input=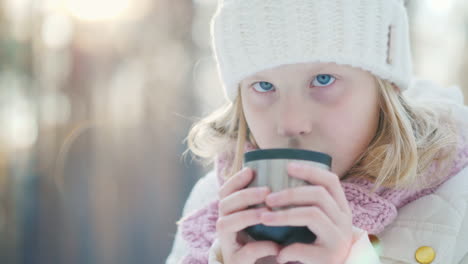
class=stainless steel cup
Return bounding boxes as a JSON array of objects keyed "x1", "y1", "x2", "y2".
[{"x1": 242, "y1": 148, "x2": 332, "y2": 246}]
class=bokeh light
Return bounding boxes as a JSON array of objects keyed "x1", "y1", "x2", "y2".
[
  {"x1": 64, "y1": 0, "x2": 131, "y2": 21},
  {"x1": 0, "y1": 1, "x2": 466, "y2": 264}
]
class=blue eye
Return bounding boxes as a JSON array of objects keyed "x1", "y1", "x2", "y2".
[
  {"x1": 312, "y1": 74, "x2": 336, "y2": 87},
  {"x1": 252, "y1": 81, "x2": 275, "y2": 93}
]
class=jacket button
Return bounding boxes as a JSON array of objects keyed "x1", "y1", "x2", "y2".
[
  {"x1": 415, "y1": 246, "x2": 436, "y2": 264},
  {"x1": 368, "y1": 234, "x2": 380, "y2": 246},
  {"x1": 368, "y1": 234, "x2": 382, "y2": 255}
]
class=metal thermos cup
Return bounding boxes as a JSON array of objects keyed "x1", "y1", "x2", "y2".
[{"x1": 242, "y1": 148, "x2": 332, "y2": 246}]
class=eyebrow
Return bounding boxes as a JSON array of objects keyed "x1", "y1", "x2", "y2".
[
  {"x1": 243, "y1": 64, "x2": 331, "y2": 82},
  {"x1": 240, "y1": 76, "x2": 261, "y2": 87},
  {"x1": 243, "y1": 74, "x2": 268, "y2": 81}
]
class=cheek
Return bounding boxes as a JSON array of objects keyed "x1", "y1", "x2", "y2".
[
  {"x1": 322, "y1": 100, "x2": 379, "y2": 177},
  {"x1": 242, "y1": 97, "x2": 275, "y2": 146}
]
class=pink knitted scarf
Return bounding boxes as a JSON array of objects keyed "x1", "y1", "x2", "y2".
[{"x1": 178, "y1": 123, "x2": 468, "y2": 264}]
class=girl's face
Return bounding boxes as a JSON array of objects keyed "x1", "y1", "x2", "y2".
[{"x1": 240, "y1": 62, "x2": 381, "y2": 178}]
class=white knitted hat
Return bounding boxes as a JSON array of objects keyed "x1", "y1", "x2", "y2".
[{"x1": 210, "y1": 0, "x2": 413, "y2": 101}]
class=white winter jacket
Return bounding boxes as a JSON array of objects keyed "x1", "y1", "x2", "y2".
[{"x1": 166, "y1": 79, "x2": 468, "y2": 264}]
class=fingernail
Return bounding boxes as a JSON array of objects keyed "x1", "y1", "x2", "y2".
[
  {"x1": 261, "y1": 211, "x2": 275, "y2": 221},
  {"x1": 288, "y1": 162, "x2": 304, "y2": 169},
  {"x1": 242, "y1": 167, "x2": 252, "y2": 177},
  {"x1": 277, "y1": 257, "x2": 285, "y2": 264},
  {"x1": 256, "y1": 207, "x2": 269, "y2": 217},
  {"x1": 258, "y1": 186, "x2": 269, "y2": 194},
  {"x1": 266, "y1": 192, "x2": 279, "y2": 203}
]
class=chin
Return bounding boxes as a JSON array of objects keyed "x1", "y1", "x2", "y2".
[{"x1": 334, "y1": 163, "x2": 355, "y2": 179}]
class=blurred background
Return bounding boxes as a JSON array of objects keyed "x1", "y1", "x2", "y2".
[{"x1": 0, "y1": 0, "x2": 467, "y2": 263}]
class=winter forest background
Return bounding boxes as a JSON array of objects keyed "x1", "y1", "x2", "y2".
[{"x1": 0, "y1": 0, "x2": 467, "y2": 263}]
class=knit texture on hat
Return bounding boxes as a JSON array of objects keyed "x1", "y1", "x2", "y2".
[{"x1": 210, "y1": 0, "x2": 413, "y2": 101}]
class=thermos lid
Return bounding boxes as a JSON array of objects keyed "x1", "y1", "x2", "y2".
[{"x1": 244, "y1": 148, "x2": 332, "y2": 168}]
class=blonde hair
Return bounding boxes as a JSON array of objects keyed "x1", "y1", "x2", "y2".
[{"x1": 185, "y1": 78, "x2": 458, "y2": 190}]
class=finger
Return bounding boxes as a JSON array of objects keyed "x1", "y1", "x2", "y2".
[
  {"x1": 219, "y1": 186, "x2": 271, "y2": 216},
  {"x1": 260, "y1": 206, "x2": 340, "y2": 246},
  {"x1": 218, "y1": 206, "x2": 271, "y2": 253},
  {"x1": 277, "y1": 243, "x2": 327, "y2": 264},
  {"x1": 218, "y1": 167, "x2": 254, "y2": 199},
  {"x1": 264, "y1": 185, "x2": 342, "y2": 225},
  {"x1": 235, "y1": 241, "x2": 280, "y2": 263},
  {"x1": 217, "y1": 207, "x2": 270, "y2": 235},
  {"x1": 287, "y1": 162, "x2": 351, "y2": 214}
]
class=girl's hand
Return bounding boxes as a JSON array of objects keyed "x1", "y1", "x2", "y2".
[
  {"x1": 217, "y1": 167, "x2": 281, "y2": 264},
  {"x1": 262, "y1": 162, "x2": 354, "y2": 264}
]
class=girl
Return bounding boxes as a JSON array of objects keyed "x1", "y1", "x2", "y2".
[{"x1": 167, "y1": 0, "x2": 468, "y2": 263}]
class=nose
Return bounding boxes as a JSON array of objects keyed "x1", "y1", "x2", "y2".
[{"x1": 276, "y1": 98, "x2": 313, "y2": 138}]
